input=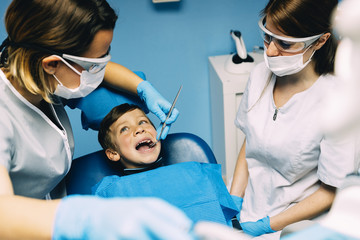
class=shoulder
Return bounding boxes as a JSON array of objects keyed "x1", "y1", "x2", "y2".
[
  {"x1": 247, "y1": 62, "x2": 272, "y2": 90},
  {"x1": 0, "y1": 75, "x2": 13, "y2": 132},
  {"x1": 0, "y1": 70, "x2": 22, "y2": 109},
  {"x1": 250, "y1": 62, "x2": 271, "y2": 80},
  {"x1": 318, "y1": 73, "x2": 339, "y2": 87},
  {"x1": 242, "y1": 62, "x2": 272, "y2": 104},
  {"x1": 315, "y1": 73, "x2": 342, "y2": 98}
]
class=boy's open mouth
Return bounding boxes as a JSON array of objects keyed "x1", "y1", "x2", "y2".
[{"x1": 135, "y1": 139, "x2": 156, "y2": 151}]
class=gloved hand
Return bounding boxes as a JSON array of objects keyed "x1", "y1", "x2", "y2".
[
  {"x1": 53, "y1": 195, "x2": 194, "y2": 240},
  {"x1": 137, "y1": 81, "x2": 179, "y2": 140},
  {"x1": 240, "y1": 216, "x2": 276, "y2": 237},
  {"x1": 231, "y1": 195, "x2": 243, "y2": 221}
]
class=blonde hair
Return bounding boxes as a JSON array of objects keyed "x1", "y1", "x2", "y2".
[
  {"x1": 3, "y1": 46, "x2": 52, "y2": 102},
  {"x1": 1, "y1": 0, "x2": 117, "y2": 103}
]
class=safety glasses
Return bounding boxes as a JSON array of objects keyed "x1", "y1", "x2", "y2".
[
  {"x1": 258, "y1": 16, "x2": 323, "y2": 53},
  {"x1": 0, "y1": 39, "x2": 112, "y2": 72},
  {"x1": 62, "y1": 49, "x2": 111, "y2": 74}
]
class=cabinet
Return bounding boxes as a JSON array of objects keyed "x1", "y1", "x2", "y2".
[{"x1": 209, "y1": 52, "x2": 263, "y2": 185}]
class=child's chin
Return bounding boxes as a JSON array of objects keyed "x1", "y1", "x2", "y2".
[
  {"x1": 132, "y1": 157, "x2": 158, "y2": 166},
  {"x1": 142, "y1": 158, "x2": 158, "y2": 165}
]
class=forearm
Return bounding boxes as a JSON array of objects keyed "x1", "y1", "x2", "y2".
[
  {"x1": 0, "y1": 195, "x2": 60, "y2": 240},
  {"x1": 103, "y1": 61, "x2": 144, "y2": 94},
  {"x1": 270, "y1": 183, "x2": 336, "y2": 231},
  {"x1": 230, "y1": 140, "x2": 248, "y2": 197},
  {"x1": 1, "y1": 166, "x2": 57, "y2": 239}
]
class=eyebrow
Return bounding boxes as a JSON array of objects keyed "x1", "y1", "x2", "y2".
[
  {"x1": 113, "y1": 115, "x2": 149, "y2": 130},
  {"x1": 113, "y1": 120, "x2": 128, "y2": 131}
]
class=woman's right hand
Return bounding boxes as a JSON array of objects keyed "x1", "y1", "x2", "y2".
[
  {"x1": 53, "y1": 195, "x2": 194, "y2": 240},
  {"x1": 137, "y1": 81, "x2": 179, "y2": 140}
]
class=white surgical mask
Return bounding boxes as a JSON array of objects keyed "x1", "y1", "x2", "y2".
[
  {"x1": 263, "y1": 46, "x2": 316, "y2": 77},
  {"x1": 53, "y1": 56, "x2": 106, "y2": 99}
]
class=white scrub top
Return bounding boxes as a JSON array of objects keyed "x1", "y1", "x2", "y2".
[
  {"x1": 235, "y1": 62, "x2": 357, "y2": 239},
  {"x1": 0, "y1": 70, "x2": 74, "y2": 199}
]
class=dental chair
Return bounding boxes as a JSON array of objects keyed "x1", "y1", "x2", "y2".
[
  {"x1": 65, "y1": 132, "x2": 217, "y2": 195},
  {"x1": 64, "y1": 71, "x2": 217, "y2": 195}
]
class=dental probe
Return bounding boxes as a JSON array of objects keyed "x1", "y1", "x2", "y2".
[{"x1": 149, "y1": 85, "x2": 182, "y2": 148}]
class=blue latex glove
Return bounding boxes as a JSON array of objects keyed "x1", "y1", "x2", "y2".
[
  {"x1": 240, "y1": 216, "x2": 276, "y2": 237},
  {"x1": 53, "y1": 195, "x2": 194, "y2": 240},
  {"x1": 137, "y1": 81, "x2": 179, "y2": 140},
  {"x1": 231, "y1": 195, "x2": 243, "y2": 221}
]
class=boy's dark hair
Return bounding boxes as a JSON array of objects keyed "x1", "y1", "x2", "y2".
[{"x1": 98, "y1": 104, "x2": 149, "y2": 151}]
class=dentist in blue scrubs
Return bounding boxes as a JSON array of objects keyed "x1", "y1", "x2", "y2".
[
  {"x1": 230, "y1": 0, "x2": 358, "y2": 239},
  {"x1": 0, "y1": 0, "x2": 192, "y2": 239}
]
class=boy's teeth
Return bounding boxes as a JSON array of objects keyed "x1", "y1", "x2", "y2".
[{"x1": 136, "y1": 139, "x2": 154, "y2": 150}]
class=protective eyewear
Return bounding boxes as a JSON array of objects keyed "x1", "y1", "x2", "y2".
[
  {"x1": 0, "y1": 38, "x2": 111, "y2": 74},
  {"x1": 258, "y1": 16, "x2": 323, "y2": 53},
  {"x1": 62, "y1": 51, "x2": 111, "y2": 74}
]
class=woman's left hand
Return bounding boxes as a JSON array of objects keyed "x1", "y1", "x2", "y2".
[
  {"x1": 240, "y1": 216, "x2": 276, "y2": 237},
  {"x1": 137, "y1": 81, "x2": 179, "y2": 140}
]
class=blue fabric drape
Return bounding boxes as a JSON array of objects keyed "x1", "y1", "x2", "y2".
[{"x1": 92, "y1": 162, "x2": 239, "y2": 226}]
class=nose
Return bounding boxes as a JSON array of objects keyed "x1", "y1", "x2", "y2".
[
  {"x1": 134, "y1": 126, "x2": 145, "y2": 135},
  {"x1": 266, "y1": 41, "x2": 280, "y2": 57}
]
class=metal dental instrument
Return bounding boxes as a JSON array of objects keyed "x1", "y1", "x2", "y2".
[{"x1": 150, "y1": 85, "x2": 182, "y2": 148}]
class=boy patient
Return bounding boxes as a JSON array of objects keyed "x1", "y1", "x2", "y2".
[
  {"x1": 95, "y1": 103, "x2": 239, "y2": 226},
  {"x1": 98, "y1": 103, "x2": 162, "y2": 173}
]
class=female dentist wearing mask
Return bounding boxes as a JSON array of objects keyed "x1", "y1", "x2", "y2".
[
  {"x1": 230, "y1": 0, "x2": 358, "y2": 239},
  {"x1": 0, "y1": 0, "x2": 192, "y2": 239}
]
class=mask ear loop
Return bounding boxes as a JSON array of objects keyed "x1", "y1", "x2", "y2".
[
  {"x1": 50, "y1": 55, "x2": 82, "y2": 76},
  {"x1": 52, "y1": 74, "x2": 63, "y2": 86},
  {"x1": 52, "y1": 72, "x2": 81, "y2": 95},
  {"x1": 302, "y1": 45, "x2": 317, "y2": 67},
  {"x1": 52, "y1": 55, "x2": 82, "y2": 91}
]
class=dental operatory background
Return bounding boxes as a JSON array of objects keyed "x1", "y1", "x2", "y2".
[{"x1": 0, "y1": 0, "x2": 268, "y2": 158}]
